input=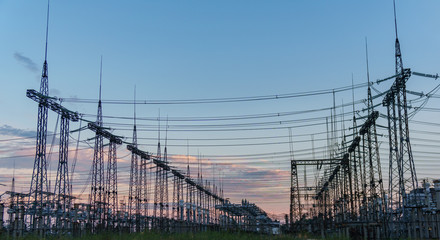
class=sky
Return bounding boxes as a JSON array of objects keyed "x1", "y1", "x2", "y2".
[{"x1": 0, "y1": 0, "x2": 440, "y2": 220}]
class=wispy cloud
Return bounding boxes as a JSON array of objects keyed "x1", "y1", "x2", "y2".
[
  {"x1": 0, "y1": 125, "x2": 36, "y2": 138},
  {"x1": 14, "y1": 52, "x2": 38, "y2": 73}
]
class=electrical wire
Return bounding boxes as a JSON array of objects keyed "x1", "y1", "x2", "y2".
[{"x1": 60, "y1": 82, "x2": 370, "y2": 105}]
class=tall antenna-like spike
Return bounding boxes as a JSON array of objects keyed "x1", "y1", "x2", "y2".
[
  {"x1": 157, "y1": 109, "x2": 161, "y2": 158},
  {"x1": 186, "y1": 139, "x2": 190, "y2": 176},
  {"x1": 332, "y1": 90, "x2": 337, "y2": 152},
  {"x1": 133, "y1": 85, "x2": 136, "y2": 125},
  {"x1": 99, "y1": 56, "x2": 103, "y2": 102},
  {"x1": 393, "y1": 0, "x2": 398, "y2": 39},
  {"x1": 393, "y1": 0, "x2": 404, "y2": 75},
  {"x1": 158, "y1": 109, "x2": 161, "y2": 139},
  {"x1": 351, "y1": 73, "x2": 355, "y2": 115},
  {"x1": 164, "y1": 116, "x2": 169, "y2": 163},
  {"x1": 341, "y1": 99, "x2": 345, "y2": 137},
  {"x1": 44, "y1": 0, "x2": 50, "y2": 62},
  {"x1": 165, "y1": 116, "x2": 169, "y2": 148},
  {"x1": 365, "y1": 38, "x2": 370, "y2": 85},
  {"x1": 39, "y1": 0, "x2": 50, "y2": 95},
  {"x1": 212, "y1": 163, "x2": 215, "y2": 186},
  {"x1": 13, "y1": 158, "x2": 16, "y2": 180},
  {"x1": 197, "y1": 151, "x2": 200, "y2": 181},
  {"x1": 365, "y1": 37, "x2": 375, "y2": 113}
]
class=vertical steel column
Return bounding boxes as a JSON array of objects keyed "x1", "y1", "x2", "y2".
[
  {"x1": 140, "y1": 156, "x2": 149, "y2": 230},
  {"x1": 88, "y1": 65, "x2": 105, "y2": 233},
  {"x1": 289, "y1": 128, "x2": 301, "y2": 231},
  {"x1": 28, "y1": 2, "x2": 50, "y2": 234},
  {"x1": 153, "y1": 163, "x2": 160, "y2": 228},
  {"x1": 54, "y1": 115, "x2": 70, "y2": 233},
  {"x1": 128, "y1": 126, "x2": 139, "y2": 231},
  {"x1": 105, "y1": 139, "x2": 119, "y2": 231},
  {"x1": 163, "y1": 147, "x2": 169, "y2": 230}
]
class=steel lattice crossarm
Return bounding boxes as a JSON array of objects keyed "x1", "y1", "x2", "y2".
[
  {"x1": 294, "y1": 158, "x2": 343, "y2": 166},
  {"x1": 183, "y1": 173, "x2": 224, "y2": 202},
  {"x1": 195, "y1": 183, "x2": 204, "y2": 192},
  {"x1": 128, "y1": 144, "x2": 225, "y2": 202},
  {"x1": 202, "y1": 187, "x2": 213, "y2": 197},
  {"x1": 359, "y1": 111, "x2": 379, "y2": 135},
  {"x1": 216, "y1": 199, "x2": 273, "y2": 224},
  {"x1": 304, "y1": 156, "x2": 344, "y2": 200},
  {"x1": 315, "y1": 135, "x2": 360, "y2": 199},
  {"x1": 88, "y1": 122, "x2": 123, "y2": 144},
  {"x1": 297, "y1": 186, "x2": 319, "y2": 191},
  {"x1": 313, "y1": 109, "x2": 381, "y2": 223},
  {"x1": 53, "y1": 193, "x2": 76, "y2": 200},
  {"x1": 382, "y1": 68, "x2": 411, "y2": 106},
  {"x1": 212, "y1": 193, "x2": 223, "y2": 202},
  {"x1": 341, "y1": 153, "x2": 349, "y2": 167},
  {"x1": 5, "y1": 191, "x2": 29, "y2": 198},
  {"x1": 348, "y1": 136, "x2": 360, "y2": 153},
  {"x1": 313, "y1": 110, "x2": 381, "y2": 208},
  {"x1": 171, "y1": 169, "x2": 185, "y2": 179},
  {"x1": 315, "y1": 164, "x2": 342, "y2": 200},
  {"x1": 27, "y1": 89, "x2": 79, "y2": 121},
  {"x1": 240, "y1": 199, "x2": 269, "y2": 218},
  {"x1": 153, "y1": 158, "x2": 171, "y2": 171},
  {"x1": 185, "y1": 177, "x2": 195, "y2": 186},
  {"x1": 216, "y1": 202, "x2": 247, "y2": 216},
  {"x1": 126, "y1": 144, "x2": 150, "y2": 159}
]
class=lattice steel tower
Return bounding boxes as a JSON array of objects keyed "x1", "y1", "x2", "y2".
[
  {"x1": 128, "y1": 89, "x2": 140, "y2": 232},
  {"x1": 163, "y1": 129, "x2": 170, "y2": 228},
  {"x1": 105, "y1": 135, "x2": 120, "y2": 230},
  {"x1": 153, "y1": 125, "x2": 163, "y2": 229},
  {"x1": 28, "y1": 1, "x2": 50, "y2": 233},
  {"x1": 89, "y1": 58, "x2": 105, "y2": 232},
  {"x1": 53, "y1": 106, "x2": 79, "y2": 233},
  {"x1": 383, "y1": 1, "x2": 419, "y2": 237},
  {"x1": 139, "y1": 152, "x2": 149, "y2": 230},
  {"x1": 363, "y1": 40, "x2": 384, "y2": 223},
  {"x1": 289, "y1": 128, "x2": 301, "y2": 231}
]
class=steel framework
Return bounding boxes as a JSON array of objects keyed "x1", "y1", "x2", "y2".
[
  {"x1": 27, "y1": 3, "x2": 50, "y2": 234},
  {"x1": 88, "y1": 63, "x2": 105, "y2": 233}
]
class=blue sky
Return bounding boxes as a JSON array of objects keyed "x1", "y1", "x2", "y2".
[{"x1": 1, "y1": 1, "x2": 440, "y2": 218}]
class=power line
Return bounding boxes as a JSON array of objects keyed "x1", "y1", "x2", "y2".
[{"x1": 60, "y1": 82, "x2": 370, "y2": 105}]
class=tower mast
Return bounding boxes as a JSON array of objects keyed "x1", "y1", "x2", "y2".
[
  {"x1": 28, "y1": 1, "x2": 50, "y2": 234},
  {"x1": 89, "y1": 57, "x2": 105, "y2": 232}
]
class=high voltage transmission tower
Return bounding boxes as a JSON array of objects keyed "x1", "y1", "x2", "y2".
[
  {"x1": 27, "y1": 2, "x2": 50, "y2": 235},
  {"x1": 88, "y1": 122, "x2": 122, "y2": 231},
  {"x1": 382, "y1": 1, "x2": 419, "y2": 238},
  {"x1": 128, "y1": 89, "x2": 141, "y2": 232},
  {"x1": 172, "y1": 169, "x2": 185, "y2": 231},
  {"x1": 287, "y1": 2, "x2": 440, "y2": 239},
  {"x1": 139, "y1": 146, "x2": 149, "y2": 230},
  {"x1": 127, "y1": 144, "x2": 148, "y2": 231},
  {"x1": 52, "y1": 102, "x2": 79, "y2": 234},
  {"x1": 162, "y1": 136, "x2": 170, "y2": 230},
  {"x1": 288, "y1": 128, "x2": 301, "y2": 231},
  {"x1": 358, "y1": 41, "x2": 385, "y2": 238},
  {"x1": 105, "y1": 135, "x2": 118, "y2": 230},
  {"x1": 27, "y1": 2, "x2": 79, "y2": 234},
  {"x1": 153, "y1": 123, "x2": 170, "y2": 231},
  {"x1": 153, "y1": 139, "x2": 161, "y2": 229},
  {"x1": 137, "y1": 99, "x2": 150, "y2": 231},
  {"x1": 88, "y1": 59, "x2": 105, "y2": 233},
  {"x1": 102, "y1": 126, "x2": 122, "y2": 230}
]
